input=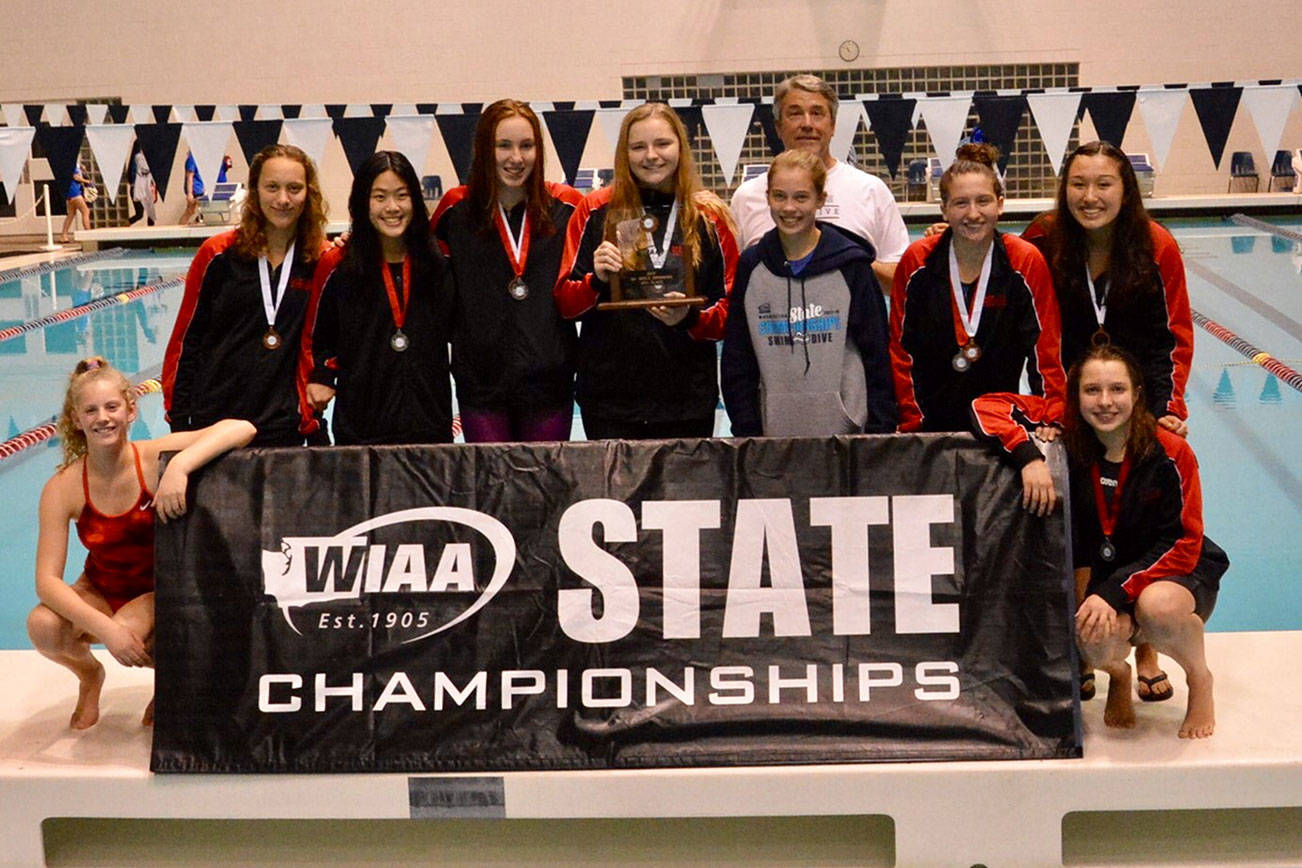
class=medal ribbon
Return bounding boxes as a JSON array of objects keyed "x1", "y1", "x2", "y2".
[
  {"x1": 645, "y1": 198, "x2": 679, "y2": 269},
  {"x1": 257, "y1": 240, "x2": 297, "y2": 331},
  {"x1": 947, "y1": 239, "x2": 994, "y2": 348},
  {"x1": 1084, "y1": 265, "x2": 1107, "y2": 329},
  {"x1": 381, "y1": 254, "x2": 412, "y2": 330},
  {"x1": 1090, "y1": 453, "x2": 1133, "y2": 544},
  {"x1": 494, "y1": 203, "x2": 531, "y2": 279}
]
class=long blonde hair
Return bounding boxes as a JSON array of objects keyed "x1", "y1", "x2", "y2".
[
  {"x1": 605, "y1": 103, "x2": 735, "y2": 267},
  {"x1": 57, "y1": 356, "x2": 134, "y2": 468}
]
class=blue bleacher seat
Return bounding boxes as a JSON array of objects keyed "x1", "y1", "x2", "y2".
[
  {"x1": 421, "y1": 175, "x2": 443, "y2": 202},
  {"x1": 1267, "y1": 149, "x2": 1297, "y2": 192},
  {"x1": 1228, "y1": 152, "x2": 1259, "y2": 193}
]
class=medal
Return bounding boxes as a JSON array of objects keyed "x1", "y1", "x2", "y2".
[
  {"x1": 381, "y1": 254, "x2": 412, "y2": 353},
  {"x1": 952, "y1": 340, "x2": 981, "y2": 372},
  {"x1": 258, "y1": 240, "x2": 296, "y2": 353},
  {"x1": 644, "y1": 200, "x2": 678, "y2": 270},
  {"x1": 1091, "y1": 454, "x2": 1133, "y2": 566},
  {"x1": 1099, "y1": 539, "x2": 1117, "y2": 562},
  {"x1": 947, "y1": 237, "x2": 994, "y2": 375},
  {"x1": 1085, "y1": 265, "x2": 1109, "y2": 340},
  {"x1": 496, "y1": 202, "x2": 533, "y2": 301}
]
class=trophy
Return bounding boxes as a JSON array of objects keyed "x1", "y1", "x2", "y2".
[{"x1": 598, "y1": 213, "x2": 702, "y2": 310}]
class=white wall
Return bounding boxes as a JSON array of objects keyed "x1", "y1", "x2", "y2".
[{"x1": 3, "y1": 0, "x2": 1300, "y2": 230}]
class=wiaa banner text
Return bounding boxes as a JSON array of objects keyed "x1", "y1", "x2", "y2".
[{"x1": 152, "y1": 434, "x2": 1081, "y2": 773}]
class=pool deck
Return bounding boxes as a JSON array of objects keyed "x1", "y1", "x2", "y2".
[
  {"x1": 2, "y1": 192, "x2": 1297, "y2": 258},
  {"x1": 1, "y1": 630, "x2": 1298, "y2": 867}
]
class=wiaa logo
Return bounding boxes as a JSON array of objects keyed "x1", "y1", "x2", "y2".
[{"x1": 260, "y1": 507, "x2": 515, "y2": 642}]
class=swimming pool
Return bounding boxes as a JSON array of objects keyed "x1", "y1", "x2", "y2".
[{"x1": 0, "y1": 221, "x2": 1298, "y2": 647}]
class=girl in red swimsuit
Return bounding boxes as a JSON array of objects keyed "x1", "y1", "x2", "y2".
[{"x1": 27, "y1": 357, "x2": 255, "y2": 730}]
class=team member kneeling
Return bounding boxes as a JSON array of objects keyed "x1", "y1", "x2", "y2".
[
  {"x1": 973, "y1": 345, "x2": 1227, "y2": 738},
  {"x1": 721, "y1": 150, "x2": 895, "y2": 436}
]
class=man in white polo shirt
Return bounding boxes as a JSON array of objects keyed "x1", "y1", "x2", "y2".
[{"x1": 730, "y1": 74, "x2": 909, "y2": 292}]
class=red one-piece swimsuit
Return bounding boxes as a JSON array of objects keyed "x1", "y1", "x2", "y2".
[{"x1": 75, "y1": 444, "x2": 155, "y2": 612}]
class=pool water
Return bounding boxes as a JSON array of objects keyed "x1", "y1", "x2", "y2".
[{"x1": 0, "y1": 223, "x2": 1298, "y2": 647}]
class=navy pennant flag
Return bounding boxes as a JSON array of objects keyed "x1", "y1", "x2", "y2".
[
  {"x1": 435, "y1": 111, "x2": 481, "y2": 185},
  {"x1": 35, "y1": 125, "x2": 86, "y2": 212},
  {"x1": 333, "y1": 116, "x2": 387, "y2": 176},
  {"x1": 758, "y1": 106, "x2": 786, "y2": 157},
  {"x1": 233, "y1": 120, "x2": 284, "y2": 165},
  {"x1": 971, "y1": 94, "x2": 1026, "y2": 171},
  {"x1": 1189, "y1": 86, "x2": 1243, "y2": 169},
  {"x1": 863, "y1": 97, "x2": 917, "y2": 178},
  {"x1": 1079, "y1": 91, "x2": 1136, "y2": 148},
  {"x1": 134, "y1": 123, "x2": 183, "y2": 200},
  {"x1": 542, "y1": 109, "x2": 595, "y2": 186}
]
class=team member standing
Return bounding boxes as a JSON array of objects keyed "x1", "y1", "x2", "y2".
[
  {"x1": 163, "y1": 144, "x2": 328, "y2": 447},
  {"x1": 892, "y1": 144, "x2": 1065, "y2": 433},
  {"x1": 301, "y1": 151, "x2": 454, "y2": 444},
  {"x1": 28, "y1": 357, "x2": 255, "y2": 729},
  {"x1": 556, "y1": 102, "x2": 738, "y2": 440},
  {"x1": 730, "y1": 74, "x2": 908, "y2": 293},
  {"x1": 1025, "y1": 141, "x2": 1193, "y2": 437},
  {"x1": 722, "y1": 150, "x2": 895, "y2": 436},
  {"x1": 432, "y1": 100, "x2": 583, "y2": 442}
]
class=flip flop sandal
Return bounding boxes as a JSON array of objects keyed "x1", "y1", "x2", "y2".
[
  {"x1": 1080, "y1": 671, "x2": 1096, "y2": 701},
  {"x1": 1137, "y1": 671, "x2": 1174, "y2": 702}
]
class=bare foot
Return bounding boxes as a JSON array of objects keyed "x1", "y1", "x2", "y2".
[
  {"x1": 70, "y1": 661, "x2": 106, "y2": 730},
  {"x1": 141, "y1": 697, "x2": 154, "y2": 727},
  {"x1": 1179, "y1": 670, "x2": 1215, "y2": 738},
  {"x1": 1103, "y1": 667, "x2": 1136, "y2": 729}
]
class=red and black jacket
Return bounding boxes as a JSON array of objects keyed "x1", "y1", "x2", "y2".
[
  {"x1": 299, "y1": 242, "x2": 454, "y2": 445},
  {"x1": 1070, "y1": 427, "x2": 1228, "y2": 611},
  {"x1": 163, "y1": 230, "x2": 318, "y2": 446},
  {"x1": 891, "y1": 230, "x2": 1065, "y2": 433},
  {"x1": 1024, "y1": 216, "x2": 1192, "y2": 420},
  {"x1": 431, "y1": 182, "x2": 582, "y2": 413},
  {"x1": 970, "y1": 391, "x2": 1058, "y2": 470},
  {"x1": 554, "y1": 186, "x2": 739, "y2": 424}
]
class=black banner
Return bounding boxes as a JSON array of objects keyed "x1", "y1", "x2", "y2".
[{"x1": 152, "y1": 435, "x2": 1080, "y2": 773}]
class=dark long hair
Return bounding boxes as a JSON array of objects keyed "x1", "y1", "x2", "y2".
[
  {"x1": 343, "y1": 151, "x2": 437, "y2": 274},
  {"x1": 1063, "y1": 344, "x2": 1157, "y2": 467},
  {"x1": 1047, "y1": 141, "x2": 1156, "y2": 314},
  {"x1": 467, "y1": 99, "x2": 555, "y2": 236}
]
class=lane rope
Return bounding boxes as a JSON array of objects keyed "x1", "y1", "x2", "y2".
[
  {"x1": 1228, "y1": 214, "x2": 1302, "y2": 244},
  {"x1": 1193, "y1": 309, "x2": 1302, "y2": 393},
  {"x1": 0, "y1": 378, "x2": 162, "y2": 462},
  {"x1": 0, "y1": 247, "x2": 127, "y2": 285},
  {"x1": 0, "y1": 277, "x2": 183, "y2": 345}
]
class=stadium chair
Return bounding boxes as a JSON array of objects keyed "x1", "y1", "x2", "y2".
[
  {"x1": 421, "y1": 175, "x2": 443, "y2": 204},
  {"x1": 927, "y1": 157, "x2": 943, "y2": 202},
  {"x1": 198, "y1": 182, "x2": 244, "y2": 224},
  {"x1": 740, "y1": 164, "x2": 768, "y2": 183},
  {"x1": 905, "y1": 159, "x2": 927, "y2": 201},
  {"x1": 1266, "y1": 149, "x2": 1297, "y2": 192},
  {"x1": 573, "y1": 168, "x2": 597, "y2": 192},
  {"x1": 1227, "y1": 152, "x2": 1259, "y2": 193},
  {"x1": 1127, "y1": 153, "x2": 1156, "y2": 197}
]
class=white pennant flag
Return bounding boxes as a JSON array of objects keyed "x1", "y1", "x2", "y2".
[
  {"x1": 2, "y1": 104, "x2": 28, "y2": 128},
  {"x1": 918, "y1": 94, "x2": 972, "y2": 168},
  {"x1": 84, "y1": 124, "x2": 137, "y2": 204},
  {"x1": 214, "y1": 105, "x2": 239, "y2": 122},
  {"x1": 701, "y1": 102, "x2": 754, "y2": 185},
  {"x1": 0, "y1": 126, "x2": 36, "y2": 203},
  {"x1": 44, "y1": 104, "x2": 68, "y2": 127},
  {"x1": 385, "y1": 115, "x2": 438, "y2": 174},
  {"x1": 831, "y1": 100, "x2": 866, "y2": 163},
  {"x1": 1241, "y1": 84, "x2": 1299, "y2": 163},
  {"x1": 1136, "y1": 88, "x2": 1187, "y2": 171},
  {"x1": 298, "y1": 104, "x2": 327, "y2": 120},
  {"x1": 85, "y1": 104, "x2": 109, "y2": 125},
  {"x1": 1026, "y1": 91, "x2": 1082, "y2": 175},
  {"x1": 256, "y1": 104, "x2": 283, "y2": 120},
  {"x1": 172, "y1": 105, "x2": 195, "y2": 123},
  {"x1": 595, "y1": 108, "x2": 626, "y2": 154},
  {"x1": 128, "y1": 104, "x2": 154, "y2": 124},
  {"x1": 181, "y1": 122, "x2": 235, "y2": 196},
  {"x1": 282, "y1": 118, "x2": 334, "y2": 167}
]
